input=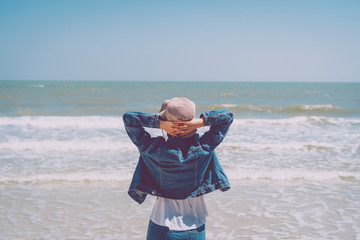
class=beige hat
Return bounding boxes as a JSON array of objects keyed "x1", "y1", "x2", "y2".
[
  {"x1": 158, "y1": 97, "x2": 196, "y2": 121},
  {"x1": 158, "y1": 97, "x2": 197, "y2": 138}
]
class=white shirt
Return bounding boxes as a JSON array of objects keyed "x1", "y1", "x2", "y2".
[{"x1": 150, "y1": 196, "x2": 208, "y2": 231}]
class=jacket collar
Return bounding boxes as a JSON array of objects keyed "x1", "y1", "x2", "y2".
[{"x1": 167, "y1": 134, "x2": 197, "y2": 150}]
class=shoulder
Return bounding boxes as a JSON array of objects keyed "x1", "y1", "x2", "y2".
[{"x1": 140, "y1": 136, "x2": 167, "y2": 153}]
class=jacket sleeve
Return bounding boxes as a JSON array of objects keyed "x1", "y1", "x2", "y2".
[
  {"x1": 199, "y1": 109, "x2": 234, "y2": 151},
  {"x1": 122, "y1": 111, "x2": 160, "y2": 151}
]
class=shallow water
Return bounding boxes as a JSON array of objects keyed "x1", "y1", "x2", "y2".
[{"x1": 1, "y1": 181, "x2": 359, "y2": 239}]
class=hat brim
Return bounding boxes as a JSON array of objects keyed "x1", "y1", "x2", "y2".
[{"x1": 158, "y1": 110, "x2": 166, "y2": 120}]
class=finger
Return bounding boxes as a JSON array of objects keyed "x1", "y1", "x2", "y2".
[
  {"x1": 179, "y1": 123, "x2": 188, "y2": 128},
  {"x1": 173, "y1": 129, "x2": 189, "y2": 136},
  {"x1": 177, "y1": 130, "x2": 188, "y2": 135},
  {"x1": 176, "y1": 127, "x2": 187, "y2": 132},
  {"x1": 172, "y1": 126, "x2": 187, "y2": 132},
  {"x1": 173, "y1": 122, "x2": 185, "y2": 127},
  {"x1": 179, "y1": 130, "x2": 190, "y2": 135},
  {"x1": 179, "y1": 131, "x2": 190, "y2": 136}
]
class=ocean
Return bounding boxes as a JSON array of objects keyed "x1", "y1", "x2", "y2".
[{"x1": 0, "y1": 80, "x2": 359, "y2": 239}]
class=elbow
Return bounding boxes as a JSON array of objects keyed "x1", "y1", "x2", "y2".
[
  {"x1": 224, "y1": 109, "x2": 234, "y2": 124},
  {"x1": 122, "y1": 111, "x2": 134, "y2": 125},
  {"x1": 122, "y1": 112, "x2": 129, "y2": 123}
]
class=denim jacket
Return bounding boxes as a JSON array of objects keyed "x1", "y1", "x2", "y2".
[{"x1": 123, "y1": 109, "x2": 233, "y2": 204}]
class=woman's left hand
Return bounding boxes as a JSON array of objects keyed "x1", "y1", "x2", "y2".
[{"x1": 159, "y1": 120, "x2": 187, "y2": 137}]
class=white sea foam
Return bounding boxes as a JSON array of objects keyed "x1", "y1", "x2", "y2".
[
  {"x1": 220, "y1": 141, "x2": 338, "y2": 152},
  {"x1": 0, "y1": 140, "x2": 136, "y2": 152},
  {"x1": 2, "y1": 139, "x2": 355, "y2": 156},
  {"x1": 227, "y1": 169, "x2": 360, "y2": 182},
  {"x1": 231, "y1": 116, "x2": 360, "y2": 127},
  {"x1": 28, "y1": 84, "x2": 45, "y2": 88},
  {"x1": 215, "y1": 104, "x2": 344, "y2": 114},
  {"x1": 0, "y1": 171, "x2": 133, "y2": 184},
  {"x1": 0, "y1": 116, "x2": 123, "y2": 129},
  {"x1": 221, "y1": 104, "x2": 237, "y2": 108},
  {"x1": 1, "y1": 169, "x2": 358, "y2": 184},
  {"x1": 298, "y1": 104, "x2": 337, "y2": 110},
  {"x1": 1, "y1": 115, "x2": 359, "y2": 129}
]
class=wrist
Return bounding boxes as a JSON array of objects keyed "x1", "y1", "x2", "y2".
[
  {"x1": 196, "y1": 117, "x2": 205, "y2": 128},
  {"x1": 158, "y1": 119, "x2": 164, "y2": 129}
]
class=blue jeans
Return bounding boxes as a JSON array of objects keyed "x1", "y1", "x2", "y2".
[{"x1": 146, "y1": 220, "x2": 206, "y2": 240}]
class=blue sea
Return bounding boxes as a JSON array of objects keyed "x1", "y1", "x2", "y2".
[{"x1": 1, "y1": 80, "x2": 360, "y2": 239}]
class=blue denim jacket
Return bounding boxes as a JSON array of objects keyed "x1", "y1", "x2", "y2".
[{"x1": 123, "y1": 109, "x2": 233, "y2": 204}]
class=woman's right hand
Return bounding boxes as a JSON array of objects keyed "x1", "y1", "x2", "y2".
[{"x1": 179, "y1": 117, "x2": 205, "y2": 135}]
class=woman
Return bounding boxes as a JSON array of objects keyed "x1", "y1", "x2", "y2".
[{"x1": 123, "y1": 97, "x2": 233, "y2": 239}]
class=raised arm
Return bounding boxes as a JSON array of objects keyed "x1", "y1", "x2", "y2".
[
  {"x1": 199, "y1": 109, "x2": 234, "y2": 150},
  {"x1": 122, "y1": 111, "x2": 160, "y2": 150}
]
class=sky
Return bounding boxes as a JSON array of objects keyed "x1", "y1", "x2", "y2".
[{"x1": 0, "y1": 0, "x2": 359, "y2": 82}]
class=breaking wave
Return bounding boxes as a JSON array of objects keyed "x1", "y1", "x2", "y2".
[
  {"x1": 227, "y1": 169, "x2": 360, "y2": 182},
  {"x1": 1, "y1": 169, "x2": 358, "y2": 184},
  {"x1": 0, "y1": 172, "x2": 132, "y2": 184},
  {"x1": 211, "y1": 104, "x2": 349, "y2": 115},
  {"x1": 0, "y1": 115, "x2": 359, "y2": 129},
  {"x1": 0, "y1": 116, "x2": 123, "y2": 129}
]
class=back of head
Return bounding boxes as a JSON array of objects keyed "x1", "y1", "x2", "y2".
[
  {"x1": 158, "y1": 97, "x2": 197, "y2": 138},
  {"x1": 158, "y1": 97, "x2": 196, "y2": 121}
]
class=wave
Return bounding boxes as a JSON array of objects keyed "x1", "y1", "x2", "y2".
[
  {"x1": 0, "y1": 140, "x2": 350, "y2": 155},
  {"x1": 3, "y1": 139, "x2": 356, "y2": 155},
  {"x1": 0, "y1": 140, "x2": 136, "y2": 152},
  {"x1": 1, "y1": 169, "x2": 358, "y2": 184},
  {"x1": 231, "y1": 116, "x2": 360, "y2": 128},
  {"x1": 219, "y1": 142, "x2": 338, "y2": 152},
  {"x1": 226, "y1": 169, "x2": 360, "y2": 182},
  {"x1": 0, "y1": 116, "x2": 123, "y2": 129},
  {"x1": 0, "y1": 171, "x2": 133, "y2": 184},
  {"x1": 211, "y1": 104, "x2": 348, "y2": 114},
  {"x1": 28, "y1": 84, "x2": 45, "y2": 88},
  {"x1": 283, "y1": 104, "x2": 341, "y2": 112},
  {"x1": 1, "y1": 115, "x2": 359, "y2": 129}
]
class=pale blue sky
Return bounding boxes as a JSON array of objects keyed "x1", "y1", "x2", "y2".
[{"x1": 0, "y1": 0, "x2": 359, "y2": 82}]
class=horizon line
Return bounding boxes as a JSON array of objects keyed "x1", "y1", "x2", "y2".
[{"x1": 1, "y1": 79, "x2": 360, "y2": 83}]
